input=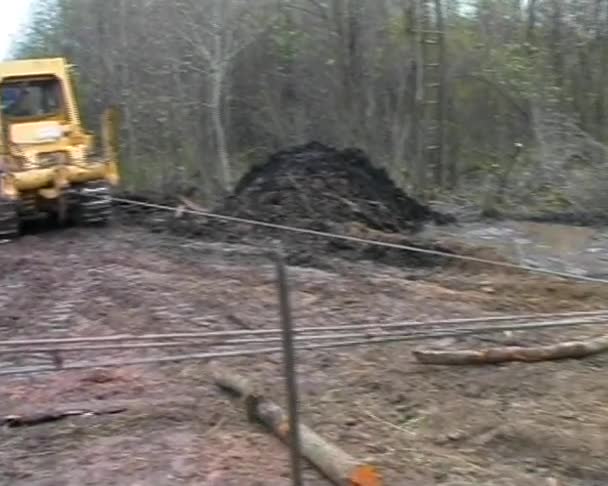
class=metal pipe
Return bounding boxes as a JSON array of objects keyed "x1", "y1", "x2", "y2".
[
  {"x1": 1, "y1": 315, "x2": 608, "y2": 355},
  {"x1": 2, "y1": 318, "x2": 608, "y2": 377},
  {"x1": 3, "y1": 310, "x2": 608, "y2": 347}
]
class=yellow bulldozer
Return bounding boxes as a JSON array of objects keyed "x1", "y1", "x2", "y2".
[{"x1": 0, "y1": 57, "x2": 119, "y2": 239}]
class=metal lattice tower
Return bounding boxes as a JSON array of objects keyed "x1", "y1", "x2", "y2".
[{"x1": 420, "y1": 0, "x2": 447, "y2": 188}]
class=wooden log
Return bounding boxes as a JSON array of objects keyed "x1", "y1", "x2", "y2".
[
  {"x1": 413, "y1": 335, "x2": 608, "y2": 365},
  {"x1": 211, "y1": 364, "x2": 382, "y2": 486}
]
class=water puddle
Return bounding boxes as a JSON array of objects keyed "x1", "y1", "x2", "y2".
[{"x1": 425, "y1": 221, "x2": 608, "y2": 278}]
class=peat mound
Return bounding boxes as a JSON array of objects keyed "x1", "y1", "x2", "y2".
[
  {"x1": 196, "y1": 142, "x2": 454, "y2": 267},
  {"x1": 122, "y1": 142, "x2": 455, "y2": 268},
  {"x1": 216, "y1": 141, "x2": 450, "y2": 232}
]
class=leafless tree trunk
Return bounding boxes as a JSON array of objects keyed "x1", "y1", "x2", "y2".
[
  {"x1": 527, "y1": 0, "x2": 538, "y2": 44},
  {"x1": 549, "y1": 0, "x2": 564, "y2": 94},
  {"x1": 435, "y1": 0, "x2": 449, "y2": 188},
  {"x1": 594, "y1": 0, "x2": 608, "y2": 139}
]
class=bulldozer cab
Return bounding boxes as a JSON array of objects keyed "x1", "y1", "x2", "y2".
[{"x1": 0, "y1": 58, "x2": 88, "y2": 153}]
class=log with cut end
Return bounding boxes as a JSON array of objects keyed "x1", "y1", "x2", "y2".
[
  {"x1": 211, "y1": 364, "x2": 382, "y2": 486},
  {"x1": 413, "y1": 335, "x2": 608, "y2": 365}
]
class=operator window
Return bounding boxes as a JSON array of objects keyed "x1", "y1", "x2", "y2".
[{"x1": 1, "y1": 78, "x2": 63, "y2": 118}]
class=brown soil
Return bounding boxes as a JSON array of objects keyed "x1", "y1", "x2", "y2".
[{"x1": 1, "y1": 225, "x2": 608, "y2": 485}]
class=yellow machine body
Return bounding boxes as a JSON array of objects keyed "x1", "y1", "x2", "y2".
[{"x1": 0, "y1": 57, "x2": 118, "y2": 233}]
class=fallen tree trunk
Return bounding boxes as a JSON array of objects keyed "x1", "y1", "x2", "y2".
[
  {"x1": 210, "y1": 365, "x2": 381, "y2": 486},
  {"x1": 413, "y1": 335, "x2": 608, "y2": 365}
]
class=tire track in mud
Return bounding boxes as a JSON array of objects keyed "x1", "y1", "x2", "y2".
[
  {"x1": 89, "y1": 261, "x2": 226, "y2": 332},
  {"x1": 0, "y1": 229, "x2": 266, "y2": 372},
  {"x1": 0, "y1": 225, "x2": 427, "y2": 376}
]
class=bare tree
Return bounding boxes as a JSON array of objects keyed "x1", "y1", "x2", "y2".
[
  {"x1": 11, "y1": 0, "x2": 608, "y2": 213},
  {"x1": 176, "y1": 0, "x2": 270, "y2": 191}
]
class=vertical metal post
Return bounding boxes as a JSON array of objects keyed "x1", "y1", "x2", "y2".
[{"x1": 275, "y1": 253, "x2": 304, "y2": 486}]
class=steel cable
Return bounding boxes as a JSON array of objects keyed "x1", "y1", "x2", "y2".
[
  {"x1": 4, "y1": 197, "x2": 604, "y2": 376},
  {"x1": 107, "y1": 196, "x2": 608, "y2": 284}
]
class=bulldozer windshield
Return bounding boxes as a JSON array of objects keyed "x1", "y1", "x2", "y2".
[{"x1": 0, "y1": 77, "x2": 64, "y2": 120}]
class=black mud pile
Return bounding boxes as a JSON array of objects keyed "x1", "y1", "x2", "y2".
[
  {"x1": 218, "y1": 142, "x2": 448, "y2": 232},
  {"x1": 168, "y1": 142, "x2": 453, "y2": 268}
]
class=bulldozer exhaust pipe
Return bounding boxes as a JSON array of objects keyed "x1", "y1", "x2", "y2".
[{"x1": 101, "y1": 107, "x2": 119, "y2": 162}]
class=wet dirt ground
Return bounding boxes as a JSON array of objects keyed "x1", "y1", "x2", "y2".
[
  {"x1": 2, "y1": 223, "x2": 608, "y2": 485},
  {"x1": 423, "y1": 220, "x2": 608, "y2": 279}
]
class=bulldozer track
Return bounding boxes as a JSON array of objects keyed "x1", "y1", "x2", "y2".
[
  {"x1": 0, "y1": 239, "x2": 225, "y2": 372},
  {"x1": 0, "y1": 200, "x2": 19, "y2": 241},
  {"x1": 77, "y1": 182, "x2": 113, "y2": 225}
]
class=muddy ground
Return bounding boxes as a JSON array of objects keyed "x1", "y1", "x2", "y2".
[{"x1": 2, "y1": 223, "x2": 608, "y2": 486}]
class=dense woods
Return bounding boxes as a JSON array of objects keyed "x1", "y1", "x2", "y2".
[{"x1": 11, "y1": 0, "x2": 608, "y2": 213}]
